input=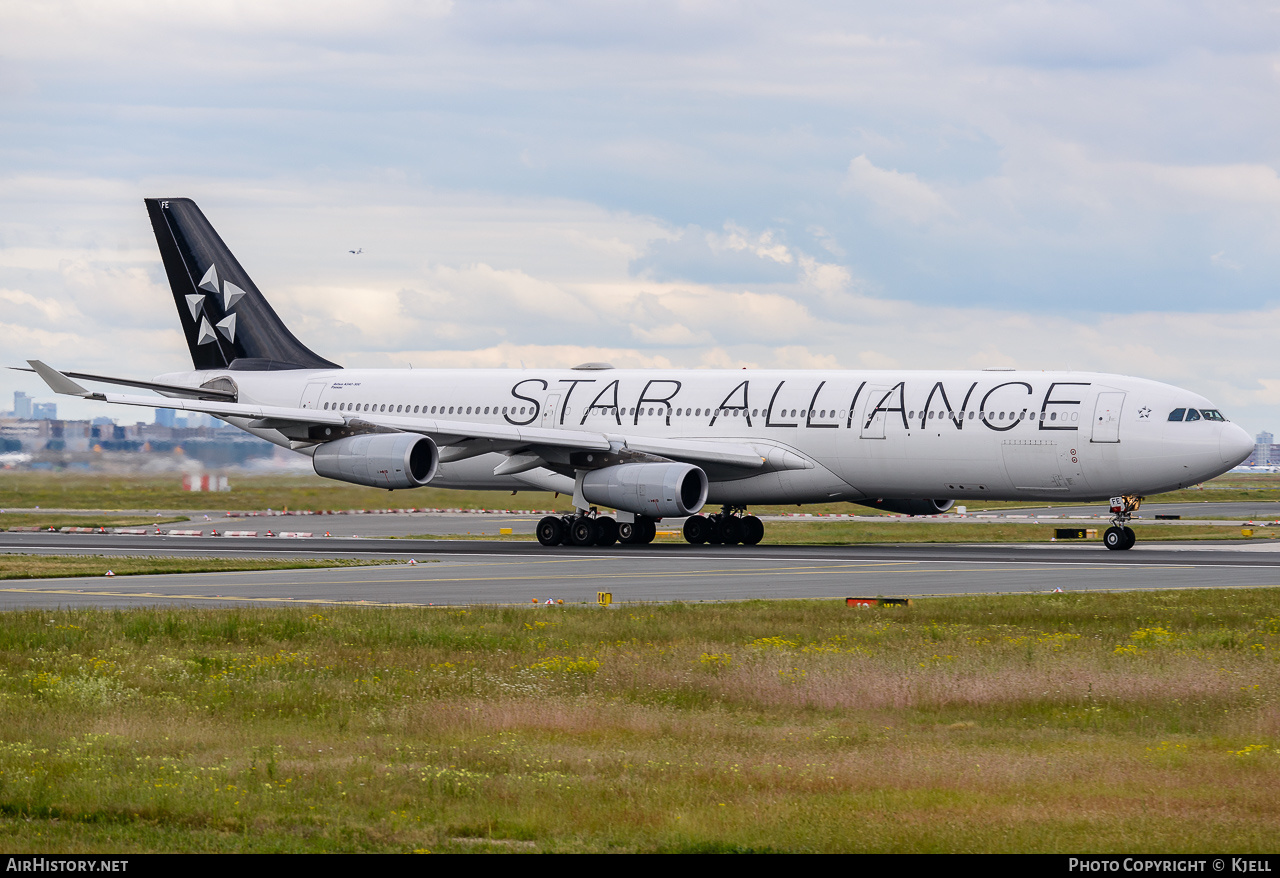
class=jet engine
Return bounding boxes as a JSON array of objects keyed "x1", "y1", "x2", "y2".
[
  {"x1": 581, "y1": 462, "x2": 709, "y2": 518},
  {"x1": 312, "y1": 433, "x2": 438, "y2": 490},
  {"x1": 855, "y1": 498, "x2": 955, "y2": 517}
]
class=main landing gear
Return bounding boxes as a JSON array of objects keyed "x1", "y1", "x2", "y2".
[
  {"x1": 682, "y1": 505, "x2": 764, "y2": 546},
  {"x1": 534, "y1": 506, "x2": 766, "y2": 548},
  {"x1": 536, "y1": 512, "x2": 656, "y2": 547},
  {"x1": 1103, "y1": 495, "x2": 1141, "y2": 551}
]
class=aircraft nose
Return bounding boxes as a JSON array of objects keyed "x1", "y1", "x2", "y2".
[{"x1": 1221, "y1": 423, "x2": 1255, "y2": 467}]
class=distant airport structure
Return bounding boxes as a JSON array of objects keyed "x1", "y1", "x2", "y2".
[
  {"x1": 1234, "y1": 430, "x2": 1280, "y2": 472},
  {"x1": 0, "y1": 391, "x2": 276, "y2": 469}
]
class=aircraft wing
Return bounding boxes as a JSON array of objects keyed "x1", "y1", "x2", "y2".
[
  {"x1": 10, "y1": 365, "x2": 237, "y2": 399},
  {"x1": 26, "y1": 361, "x2": 769, "y2": 471}
]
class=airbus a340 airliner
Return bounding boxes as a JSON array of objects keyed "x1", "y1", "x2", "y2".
[{"x1": 24, "y1": 198, "x2": 1255, "y2": 550}]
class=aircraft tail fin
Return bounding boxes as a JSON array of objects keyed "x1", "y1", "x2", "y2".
[{"x1": 145, "y1": 198, "x2": 340, "y2": 371}]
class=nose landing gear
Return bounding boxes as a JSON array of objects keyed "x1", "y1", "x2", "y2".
[{"x1": 1103, "y1": 495, "x2": 1141, "y2": 551}]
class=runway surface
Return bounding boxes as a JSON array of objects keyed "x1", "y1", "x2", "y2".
[
  {"x1": 3, "y1": 531, "x2": 1280, "y2": 609},
  {"x1": 10, "y1": 501, "x2": 1280, "y2": 540}
]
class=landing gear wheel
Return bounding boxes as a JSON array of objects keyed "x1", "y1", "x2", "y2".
[
  {"x1": 618, "y1": 521, "x2": 639, "y2": 544},
  {"x1": 569, "y1": 516, "x2": 601, "y2": 547},
  {"x1": 705, "y1": 517, "x2": 723, "y2": 545},
  {"x1": 536, "y1": 516, "x2": 564, "y2": 547},
  {"x1": 1104, "y1": 526, "x2": 1130, "y2": 551},
  {"x1": 1104, "y1": 495, "x2": 1141, "y2": 552},
  {"x1": 595, "y1": 517, "x2": 619, "y2": 547},
  {"x1": 720, "y1": 516, "x2": 744, "y2": 545},
  {"x1": 638, "y1": 519, "x2": 657, "y2": 544},
  {"x1": 742, "y1": 515, "x2": 764, "y2": 546},
  {"x1": 683, "y1": 515, "x2": 710, "y2": 544}
]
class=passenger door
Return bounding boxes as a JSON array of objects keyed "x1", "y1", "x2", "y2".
[
  {"x1": 1091, "y1": 392, "x2": 1125, "y2": 443},
  {"x1": 859, "y1": 386, "x2": 892, "y2": 440},
  {"x1": 299, "y1": 381, "x2": 326, "y2": 410},
  {"x1": 541, "y1": 394, "x2": 561, "y2": 429}
]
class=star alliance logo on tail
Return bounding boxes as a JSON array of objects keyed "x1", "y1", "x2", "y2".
[{"x1": 191, "y1": 264, "x2": 243, "y2": 344}]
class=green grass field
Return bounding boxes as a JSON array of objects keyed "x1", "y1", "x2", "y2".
[
  {"x1": 0, "y1": 473, "x2": 580, "y2": 514},
  {"x1": 0, "y1": 591, "x2": 1276, "y2": 852}
]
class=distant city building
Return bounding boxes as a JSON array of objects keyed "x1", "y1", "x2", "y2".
[
  {"x1": 0, "y1": 417, "x2": 276, "y2": 464},
  {"x1": 1243, "y1": 431, "x2": 1280, "y2": 467},
  {"x1": 155, "y1": 408, "x2": 176, "y2": 428},
  {"x1": 31, "y1": 402, "x2": 56, "y2": 420},
  {"x1": 13, "y1": 392, "x2": 31, "y2": 420},
  {"x1": 1256, "y1": 431, "x2": 1274, "y2": 466}
]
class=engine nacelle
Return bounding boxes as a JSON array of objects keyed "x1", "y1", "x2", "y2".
[
  {"x1": 312, "y1": 433, "x2": 438, "y2": 490},
  {"x1": 581, "y1": 462, "x2": 709, "y2": 518},
  {"x1": 855, "y1": 498, "x2": 955, "y2": 517}
]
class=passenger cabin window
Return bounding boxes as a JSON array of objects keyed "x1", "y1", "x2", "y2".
[{"x1": 1168, "y1": 408, "x2": 1186, "y2": 421}]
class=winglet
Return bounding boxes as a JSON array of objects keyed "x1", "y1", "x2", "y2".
[{"x1": 27, "y1": 360, "x2": 92, "y2": 397}]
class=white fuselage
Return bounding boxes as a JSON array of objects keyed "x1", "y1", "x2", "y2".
[{"x1": 160, "y1": 366, "x2": 1255, "y2": 506}]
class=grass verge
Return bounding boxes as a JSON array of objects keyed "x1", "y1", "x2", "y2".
[
  {"x1": 0, "y1": 514, "x2": 189, "y2": 531},
  {"x1": 0, "y1": 591, "x2": 1276, "y2": 852},
  {"x1": 0, "y1": 555, "x2": 397, "y2": 580}
]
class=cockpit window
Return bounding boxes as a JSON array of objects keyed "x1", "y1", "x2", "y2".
[
  {"x1": 1168, "y1": 408, "x2": 1186, "y2": 421},
  {"x1": 1201, "y1": 409, "x2": 1227, "y2": 422},
  {"x1": 1184, "y1": 408, "x2": 1201, "y2": 422}
]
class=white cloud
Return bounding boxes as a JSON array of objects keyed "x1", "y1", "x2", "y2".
[
  {"x1": 1211, "y1": 251, "x2": 1242, "y2": 271},
  {"x1": 844, "y1": 155, "x2": 953, "y2": 224},
  {"x1": 710, "y1": 224, "x2": 794, "y2": 265}
]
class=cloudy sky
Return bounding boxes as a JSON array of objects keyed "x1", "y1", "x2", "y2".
[{"x1": 3, "y1": 1, "x2": 1280, "y2": 433}]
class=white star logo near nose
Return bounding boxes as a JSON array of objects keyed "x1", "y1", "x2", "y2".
[{"x1": 1138, "y1": 406, "x2": 1151, "y2": 419}]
